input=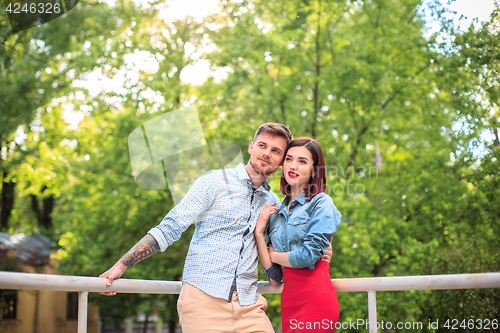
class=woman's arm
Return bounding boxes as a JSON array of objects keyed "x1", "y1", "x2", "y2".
[
  {"x1": 255, "y1": 231, "x2": 273, "y2": 271},
  {"x1": 269, "y1": 241, "x2": 333, "y2": 268},
  {"x1": 255, "y1": 233, "x2": 281, "y2": 286},
  {"x1": 284, "y1": 195, "x2": 342, "y2": 269},
  {"x1": 269, "y1": 246, "x2": 291, "y2": 267},
  {"x1": 255, "y1": 203, "x2": 281, "y2": 286}
]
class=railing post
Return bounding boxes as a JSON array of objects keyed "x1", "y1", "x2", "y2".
[
  {"x1": 367, "y1": 290, "x2": 377, "y2": 333},
  {"x1": 125, "y1": 318, "x2": 133, "y2": 333},
  {"x1": 78, "y1": 291, "x2": 89, "y2": 333},
  {"x1": 155, "y1": 321, "x2": 163, "y2": 333}
]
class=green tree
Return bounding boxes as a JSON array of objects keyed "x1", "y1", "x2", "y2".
[
  {"x1": 50, "y1": 9, "x2": 207, "y2": 332},
  {"x1": 416, "y1": 8, "x2": 500, "y2": 330},
  {"x1": 0, "y1": 0, "x2": 149, "y2": 233},
  {"x1": 3, "y1": 0, "x2": 498, "y2": 331}
]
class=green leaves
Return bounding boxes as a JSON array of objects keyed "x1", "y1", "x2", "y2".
[{"x1": 2, "y1": 0, "x2": 499, "y2": 329}]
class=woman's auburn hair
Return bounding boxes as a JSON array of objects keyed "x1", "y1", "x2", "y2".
[{"x1": 280, "y1": 137, "x2": 327, "y2": 202}]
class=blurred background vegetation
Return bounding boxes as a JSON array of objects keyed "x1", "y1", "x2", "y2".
[{"x1": 0, "y1": 0, "x2": 499, "y2": 331}]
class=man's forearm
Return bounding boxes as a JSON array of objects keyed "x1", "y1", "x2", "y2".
[{"x1": 119, "y1": 234, "x2": 160, "y2": 269}]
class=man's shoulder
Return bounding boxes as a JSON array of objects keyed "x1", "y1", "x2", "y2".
[
  {"x1": 198, "y1": 167, "x2": 237, "y2": 180},
  {"x1": 265, "y1": 190, "x2": 280, "y2": 204},
  {"x1": 193, "y1": 168, "x2": 240, "y2": 190}
]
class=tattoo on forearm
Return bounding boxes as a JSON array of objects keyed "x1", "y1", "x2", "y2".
[{"x1": 119, "y1": 235, "x2": 159, "y2": 269}]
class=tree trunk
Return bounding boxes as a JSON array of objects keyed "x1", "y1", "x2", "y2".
[
  {"x1": 41, "y1": 194, "x2": 54, "y2": 229},
  {"x1": 30, "y1": 185, "x2": 55, "y2": 229},
  {"x1": 492, "y1": 119, "x2": 500, "y2": 147},
  {"x1": 168, "y1": 318, "x2": 176, "y2": 333},
  {"x1": 143, "y1": 313, "x2": 149, "y2": 333},
  {"x1": 1, "y1": 171, "x2": 15, "y2": 231}
]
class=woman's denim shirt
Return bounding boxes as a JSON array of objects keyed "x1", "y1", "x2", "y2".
[{"x1": 265, "y1": 192, "x2": 341, "y2": 275}]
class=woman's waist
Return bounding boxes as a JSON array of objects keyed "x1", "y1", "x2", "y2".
[{"x1": 282, "y1": 259, "x2": 331, "y2": 281}]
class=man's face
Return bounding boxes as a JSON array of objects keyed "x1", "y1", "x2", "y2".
[{"x1": 248, "y1": 132, "x2": 288, "y2": 177}]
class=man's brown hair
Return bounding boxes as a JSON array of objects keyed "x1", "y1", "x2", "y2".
[{"x1": 253, "y1": 123, "x2": 292, "y2": 145}]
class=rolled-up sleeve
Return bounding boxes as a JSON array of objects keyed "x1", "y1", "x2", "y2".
[
  {"x1": 148, "y1": 170, "x2": 219, "y2": 251},
  {"x1": 262, "y1": 263, "x2": 283, "y2": 283},
  {"x1": 288, "y1": 194, "x2": 341, "y2": 269}
]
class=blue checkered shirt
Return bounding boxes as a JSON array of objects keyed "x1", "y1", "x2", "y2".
[{"x1": 148, "y1": 163, "x2": 279, "y2": 306}]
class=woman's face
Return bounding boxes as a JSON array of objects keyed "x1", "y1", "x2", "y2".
[{"x1": 283, "y1": 146, "x2": 315, "y2": 191}]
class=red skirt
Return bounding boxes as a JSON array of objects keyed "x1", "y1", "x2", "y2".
[{"x1": 281, "y1": 260, "x2": 339, "y2": 333}]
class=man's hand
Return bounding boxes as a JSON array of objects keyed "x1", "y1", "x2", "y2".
[
  {"x1": 99, "y1": 262, "x2": 127, "y2": 296},
  {"x1": 321, "y1": 236, "x2": 334, "y2": 262},
  {"x1": 98, "y1": 234, "x2": 160, "y2": 296}
]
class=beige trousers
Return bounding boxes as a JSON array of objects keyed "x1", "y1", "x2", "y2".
[{"x1": 177, "y1": 282, "x2": 275, "y2": 333}]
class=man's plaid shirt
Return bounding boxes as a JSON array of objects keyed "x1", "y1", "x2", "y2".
[{"x1": 148, "y1": 163, "x2": 279, "y2": 306}]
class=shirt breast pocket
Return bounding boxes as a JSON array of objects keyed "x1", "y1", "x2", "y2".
[{"x1": 287, "y1": 216, "x2": 309, "y2": 243}]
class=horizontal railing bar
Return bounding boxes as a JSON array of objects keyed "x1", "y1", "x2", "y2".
[
  {"x1": 0, "y1": 271, "x2": 182, "y2": 294},
  {"x1": 332, "y1": 273, "x2": 500, "y2": 292},
  {"x1": 0, "y1": 271, "x2": 499, "y2": 294}
]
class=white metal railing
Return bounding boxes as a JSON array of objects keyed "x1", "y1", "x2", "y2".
[{"x1": 1, "y1": 271, "x2": 499, "y2": 333}]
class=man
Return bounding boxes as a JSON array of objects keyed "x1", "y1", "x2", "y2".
[{"x1": 100, "y1": 123, "x2": 330, "y2": 332}]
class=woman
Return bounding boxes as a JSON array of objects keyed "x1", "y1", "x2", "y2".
[{"x1": 254, "y1": 137, "x2": 342, "y2": 333}]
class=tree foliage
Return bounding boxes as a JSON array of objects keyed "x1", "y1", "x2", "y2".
[{"x1": 1, "y1": 0, "x2": 499, "y2": 331}]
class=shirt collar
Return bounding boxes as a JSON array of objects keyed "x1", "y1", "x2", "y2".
[
  {"x1": 295, "y1": 192, "x2": 307, "y2": 204},
  {"x1": 278, "y1": 192, "x2": 307, "y2": 215},
  {"x1": 235, "y1": 163, "x2": 271, "y2": 192}
]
